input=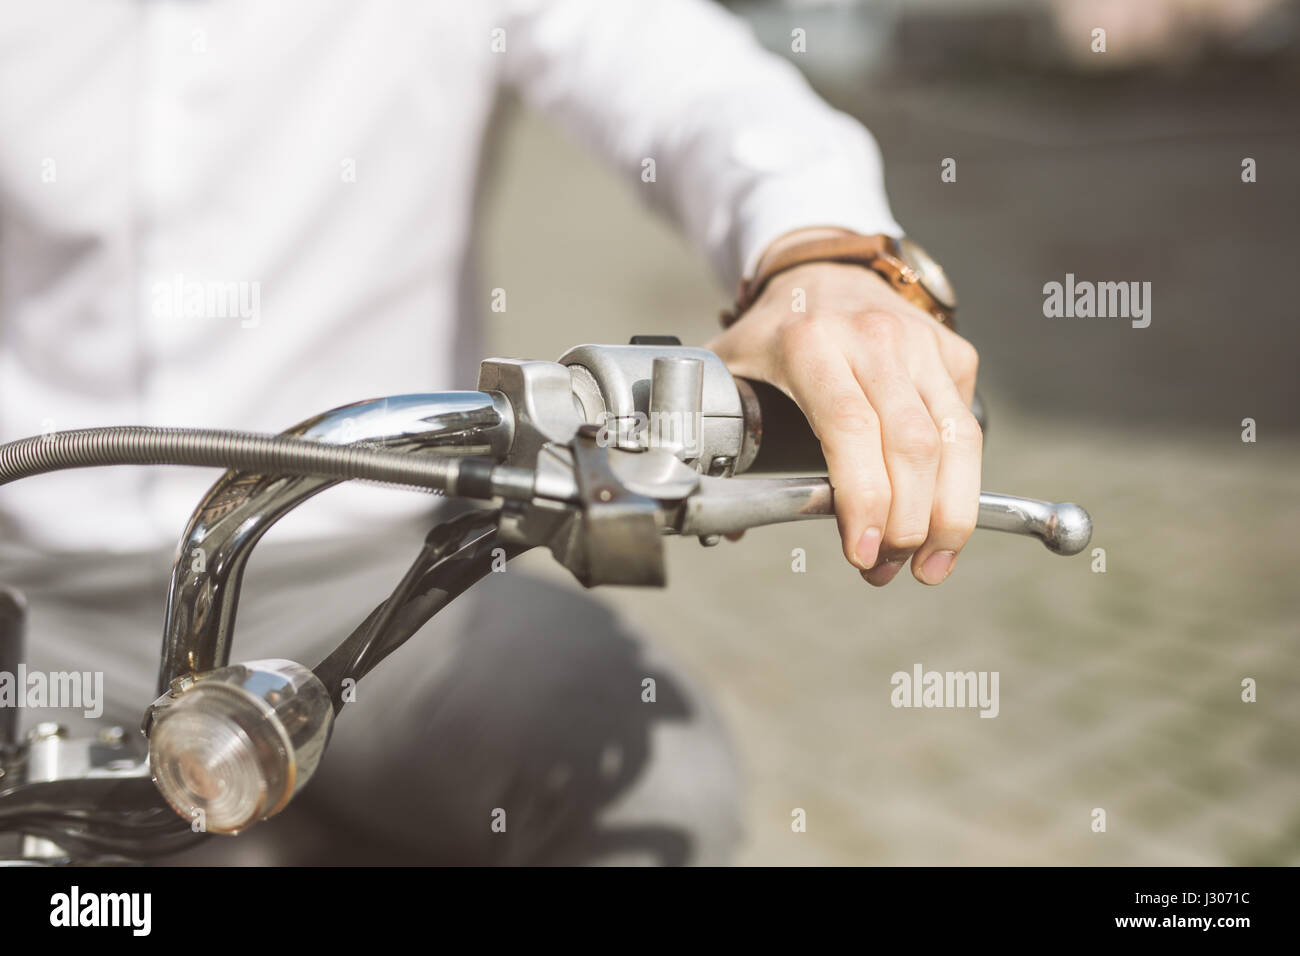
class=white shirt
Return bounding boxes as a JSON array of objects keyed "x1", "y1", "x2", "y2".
[{"x1": 0, "y1": 0, "x2": 900, "y2": 553}]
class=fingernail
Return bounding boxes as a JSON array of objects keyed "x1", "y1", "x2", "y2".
[
  {"x1": 854, "y1": 527, "x2": 882, "y2": 569},
  {"x1": 919, "y1": 550, "x2": 956, "y2": 585},
  {"x1": 861, "y1": 558, "x2": 905, "y2": 587}
]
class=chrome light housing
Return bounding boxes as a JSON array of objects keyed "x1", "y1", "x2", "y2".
[{"x1": 146, "y1": 659, "x2": 333, "y2": 835}]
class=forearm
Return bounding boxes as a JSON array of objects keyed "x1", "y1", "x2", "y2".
[{"x1": 500, "y1": 0, "x2": 901, "y2": 290}]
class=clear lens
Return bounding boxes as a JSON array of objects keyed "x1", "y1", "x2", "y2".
[
  {"x1": 150, "y1": 689, "x2": 283, "y2": 833},
  {"x1": 147, "y1": 659, "x2": 333, "y2": 834}
]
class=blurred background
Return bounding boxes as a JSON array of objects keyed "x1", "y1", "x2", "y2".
[{"x1": 470, "y1": 0, "x2": 1300, "y2": 864}]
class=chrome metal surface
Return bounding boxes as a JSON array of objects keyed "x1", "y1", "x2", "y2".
[
  {"x1": 15, "y1": 722, "x2": 146, "y2": 860},
  {"x1": 679, "y1": 475, "x2": 835, "y2": 536},
  {"x1": 157, "y1": 392, "x2": 510, "y2": 693},
  {"x1": 558, "y1": 344, "x2": 744, "y2": 471},
  {"x1": 677, "y1": 477, "x2": 1091, "y2": 554},
  {"x1": 478, "y1": 358, "x2": 588, "y2": 466},
  {"x1": 649, "y1": 356, "x2": 704, "y2": 457},
  {"x1": 565, "y1": 426, "x2": 665, "y2": 586},
  {"x1": 20, "y1": 724, "x2": 69, "y2": 860},
  {"x1": 974, "y1": 492, "x2": 1093, "y2": 556}
]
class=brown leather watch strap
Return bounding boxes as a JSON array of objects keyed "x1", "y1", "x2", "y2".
[
  {"x1": 720, "y1": 232, "x2": 954, "y2": 330},
  {"x1": 722, "y1": 234, "x2": 891, "y2": 327}
]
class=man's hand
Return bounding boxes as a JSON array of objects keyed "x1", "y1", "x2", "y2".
[{"x1": 708, "y1": 232, "x2": 982, "y2": 586}]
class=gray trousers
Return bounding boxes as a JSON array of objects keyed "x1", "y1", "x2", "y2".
[{"x1": 0, "y1": 517, "x2": 741, "y2": 865}]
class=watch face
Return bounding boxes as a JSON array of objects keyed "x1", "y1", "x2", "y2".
[{"x1": 896, "y1": 237, "x2": 958, "y2": 312}]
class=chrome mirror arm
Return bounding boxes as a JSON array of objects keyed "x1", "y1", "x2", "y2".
[{"x1": 156, "y1": 392, "x2": 513, "y2": 693}]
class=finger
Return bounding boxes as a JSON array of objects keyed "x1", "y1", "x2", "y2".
[
  {"x1": 777, "y1": 322, "x2": 891, "y2": 572},
  {"x1": 910, "y1": 362, "x2": 983, "y2": 586},
  {"x1": 935, "y1": 325, "x2": 979, "y2": 407},
  {"x1": 847, "y1": 313, "x2": 940, "y2": 587}
]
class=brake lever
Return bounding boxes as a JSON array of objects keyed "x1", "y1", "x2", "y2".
[
  {"x1": 526, "y1": 445, "x2": 1090, "y2": 560},
  {"x1": 674, "y1": 475, "x2": 1091, "y2": 555}
]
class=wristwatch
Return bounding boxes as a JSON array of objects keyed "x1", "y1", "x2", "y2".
[{"x1": 720, "y1": 233, "x2": 958, "y2": 329}]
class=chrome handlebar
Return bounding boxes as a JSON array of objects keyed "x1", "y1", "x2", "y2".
[
  {"x1": 156, "y1": 392, "x2": 511, "y2": 692},
  {"x1": 154, "y1": 340, "x2": 1091, "y2": 686}
]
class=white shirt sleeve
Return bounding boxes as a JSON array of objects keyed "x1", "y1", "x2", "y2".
[{"x1": 499, "y1": 0, "x2": 903, "y2": 292}]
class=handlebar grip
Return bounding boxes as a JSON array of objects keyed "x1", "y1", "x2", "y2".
[
  {"x1": 734, "y1": 378, "x2": 827, "y2": 475},
  {"x1": 734, "y1": 377, "x2": 990, "y2": 475}
]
